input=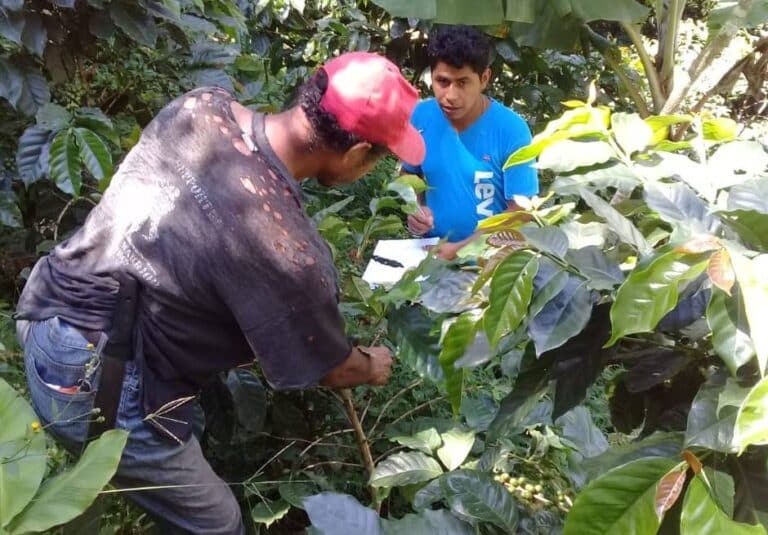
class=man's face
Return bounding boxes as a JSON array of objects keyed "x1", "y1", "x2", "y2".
[
  {"x1": 315, "y1": 148, "x2": 382, "y2": 187},
  {"x1": 431, "y1": 61, "x2": 489, "y2": 126}
]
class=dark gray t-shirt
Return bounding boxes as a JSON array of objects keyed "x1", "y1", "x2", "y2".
[{"x1": 17, "y1": 87, "x2": 351, "y2": 441}]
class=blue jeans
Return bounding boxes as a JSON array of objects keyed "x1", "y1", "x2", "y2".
[{"x1": 18, "y1": 317, "x2": 244, "y2": 535}]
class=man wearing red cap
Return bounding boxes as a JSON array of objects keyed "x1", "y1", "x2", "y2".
[{"x1": 14, "y1": 52, "x2": 424, "y2": 534}]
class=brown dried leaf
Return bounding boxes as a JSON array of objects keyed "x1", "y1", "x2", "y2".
[
  {"x1": 487, "y1": 229, "x2": 527, "y2": 249},
  {"x1": 655, "y1": 468, "x2": 687, "y2": 519},
  {"x1": 682, "y1": 450, "x2": 703, "y2": 474},
  {"x1": 708, "y1": 248, "x2": 735, "y2": 296}
]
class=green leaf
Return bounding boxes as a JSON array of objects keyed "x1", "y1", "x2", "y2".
[
  {"x1": 369, "y1": 451, "x2": 443, "y2": 488},
  {"x1": 311, "y1": 196, "x2": 355, "y2": 224},
  {"x1": 483, "y1": 251, "x2": 538, "y2": 348},
  {"x1": 73, "y1": 108, "x2": 119, "y2": 146},
  {"x1": 710, "y1": 141, "x2": 768, "y2": 190},
  {"x1": 15, "y1": 126, "x2": 52, "y2": 186},
  {"x1": 565, "y1": 246, "x2": 624, "y2": 290},
  {"x1": 36, "y1": 103, "x2": 71, "y2": 131},
  {"x1": 685, "y1": 372, "x2": 738, "y2": 453},
  {"x1": 556, "y1": 406, "x2": 608, "y2": 458},
  {"x1": 553, "y1": 162, "x2": 639, "y2": 196},
  {"x1": 579, "y1": 188, "x2": 651, "y2": 255},
  {"x1": 720, "y1": 210, "x2": 768, "y2": 251},
  {"x1": 611, "y1": 112, "x2": 652, "y2": 155},
  {"x1": 109, "y1": 2, "x2": 158, "y2": 46},
  {"x1": 440, "y1": 470, "x2": 518, "y2": 532},
  {"x1": 529, "y1": 279, "x2": 592, "y2": 355},
  {"x1": 0, "y1": 193, "x2": 22, "y2": 228},
  {"x1": 20, "y1": 13, "x2": 46, "y2": 56},
  {"x1": 707, "y1": 287, "x2": 755, "y2": 375},
  {"x1": 735, "y1": 376, "x2": 768, "y2": 452},
  {"x1": 529, "y1": 269, "x2": 569, "y2": 317},
  {"x1": 728, "y1": 178, "x2": 768, "y2": 215},
  {"x1": 0, "y1": 378, "x2": 46, "y2": 529},
  {"x1": 386, "y1": 180, "x2": 419, "y2": 214},
  {"x1": 643, "y1": 181, "x2": 716, "y2": 231},
  {"x1": 278, "y1": 481, "x2": 317, "y2": 510},
  {"x1": 388, "y1": 427, "x2": 442, "y2": 455},
  {"x1": 520, "y1": 226, "x2": 569, "y2": 258},
  {"x1": 388, "y1": 305, "x2": 444, "y2": 383},
  {"x1": 381, "y1": 509, "x2": 473, "y2": 535},
  {"x1": 73, "y1": 127, "x2": 112, "y2": 182},
  {"x1": 681, "y1": 476, "x2": 766, "y2": 535},
  {"x1": 438, "y1": 314, "x2": 477, "y2": 415},
  {"x1": 395, "y1": 174, "x2": 427, "y2": 194},
  {"x1": 704, "y1": 467, "x2": 735, "y2": 518},
  {"x1": 537, "y1": 140, "x2": 615, "y2": 173},
  {"x1": 564, "y1": 457, "x2": 677, "y2": 535},
  {"x1": 371, "y1": 0, "x2": 505, "y2": 26},
  {"x1": 304, "y1": 493, "x2": 381, "y2": 534},
  {"x1": 251, "y1": 499, "x2": 290, "y2": 528},
  {"x1": 729, "y1": 251, "x2": 768, "y2": 375},
  {"x1": 49, "y1": 129, "x2": 81, "y2": 195},
  {"x1": 489, "y1": 362, "x2": 550, "y2": 441},
  {"x1": 561, "y1": 221, "x2": 609, "y2": 249},
  {"x1": 9, "y1": 430, "x2": 128, "y2": 534},
  {"x1": 413, "y1": 479, "x2": 444, "y2": 511},
  {"x1": 568, "y1": 432, "x2": 684, "y2": 488},
  {"x1": 436, "y1": 427, "x2": 475, "y2": 471},
  {"x1": 606, "y1": 249, "x2": 710, "y2": 346}
]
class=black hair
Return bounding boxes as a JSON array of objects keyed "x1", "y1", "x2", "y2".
[
  {"x1": 427, "y1": 25, "x2": 492, "y2": 75},
  {"x1": 297, "y1": 69, "x2": 387, "y2": 158}
]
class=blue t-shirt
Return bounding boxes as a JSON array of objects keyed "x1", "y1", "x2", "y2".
[{"x1": 402, "y1": 98, "x2": 538, "y2": 241}]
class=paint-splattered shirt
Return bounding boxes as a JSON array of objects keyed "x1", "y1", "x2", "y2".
[{"x1": 16, "y1": 87, "x2": 352, "y2": 441}]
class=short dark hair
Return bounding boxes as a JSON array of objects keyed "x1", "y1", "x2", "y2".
[
  {"x1": 427, "y1": 25, "x2": 492, "y2": 75},
  {"x1": 297, "y1": 69, "x2": 387, "y2": 158}
]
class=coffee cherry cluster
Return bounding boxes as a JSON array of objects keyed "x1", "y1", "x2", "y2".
[{"x1": 493, "y1": 472, "x2": 573, "y2": 513}]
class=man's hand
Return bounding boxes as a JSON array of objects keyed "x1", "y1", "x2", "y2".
[
  {"x1": 407, "y1": 205, "x2": 434, "y2": 236},
  {"x1": 320, "y1": 346, "x2": 393, "y2": 388},
  {"x1": 432, "y1": 241, "x2": 463, "y2": 261},
  {"x1": 360, "y1": 345, "x2": 394, "y2": 385}
]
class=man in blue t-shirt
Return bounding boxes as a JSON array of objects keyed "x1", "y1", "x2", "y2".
[{"x1": 403, "y1": 25, "x2": 538, "y2": 259}]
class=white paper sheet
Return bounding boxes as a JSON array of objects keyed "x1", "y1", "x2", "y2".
[{"x1": 361, "y1": 238, "x2": 439, "y2": 287}]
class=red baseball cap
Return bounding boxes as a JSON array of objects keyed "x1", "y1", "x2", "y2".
[{"x1": 319, "y1": 52, "x2": 425, "y2": 166}]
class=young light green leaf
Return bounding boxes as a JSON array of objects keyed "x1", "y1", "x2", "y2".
[
  {"x1": 9, "y1": 430, "x2": 128, "y2": 534},
  {"x1": 564, "y1": 457, "x2": 678, "y2": 535},
  {"x1": 436, "y1": 427, "x2": 475, "y2": 471},
  {"x1": 735, "y1": 377, "x2": 768, "y2": 453},
  {"x1": 537, "y1": 139, "x2": 615, "y2": 173},
  {"x1": 483, "y1": 251, "x2": 538, "y2": 347},
  {"x1": 681, "y1": 477, "x2": 766, "y2": 535},
  {"x1": 395, "y1": 174, "x2": 427, "y2": 194},
  {"x1": 644, "y1": 115, "x2": 692, "y2": 145},
  {"x1": 702, "y1": 117, "x2": 738, "y2": 142},
  {"x1": 251, "y1": 499, "x2": 290, "y2": 528},
  {"x1": 369, "y1": 452, "x2": 443, "y2": 488},
  {"x1": 607, "y1": 249, "x2": 710, "y2": 346},
  {"x1": 728, "y1": 251, "x2": 768, "y2": 376},
  {"x1": 611, "y1": 112, "x2": 652, "y2": 156}
]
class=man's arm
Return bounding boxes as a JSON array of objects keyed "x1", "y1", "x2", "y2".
[
  {"x1": 433, "y1": 200, "x2": 525, "y2": 260},
  {"x1": 320, "y1": 346, "x2": 393, "y2": 388}
]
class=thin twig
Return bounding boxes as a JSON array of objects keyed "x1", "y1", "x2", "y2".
[
  {"x1": 302, "y1": 460, "x2": 364, "y2": 471},
  {"x1": 378, "y1": 397, "x2": 446, "y2": 435},
  {"x1": 621, "y1": 22, "x2": 664, "y2": 112},
  {"x1": 367, "y1": 379, "x2": 421, "y2": 437}
]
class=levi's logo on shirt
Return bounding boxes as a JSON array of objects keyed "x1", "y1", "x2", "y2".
[{"x1": 474, "y1": 171, "x2": 495, "y2": 217}]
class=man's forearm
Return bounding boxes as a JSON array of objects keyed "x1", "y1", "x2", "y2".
[{"x1": 320, "y1": 347, "x2": 371, "y2": 388}]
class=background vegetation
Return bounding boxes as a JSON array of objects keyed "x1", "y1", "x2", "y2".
[{"x1": 1, "y1": 0, "x2": 767, "y2": 533}]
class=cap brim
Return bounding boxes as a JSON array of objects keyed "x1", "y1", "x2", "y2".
[{"x1": 388, "y1": 124, "x2": 426, "y2": 167}]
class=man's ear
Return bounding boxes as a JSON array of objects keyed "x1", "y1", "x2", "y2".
[
  {"x1": 480, "y1": 68, "x2": 491, "y2": 89},
  {"x1": 342, "y1": 141, "x2": 373, "y2": 166}
]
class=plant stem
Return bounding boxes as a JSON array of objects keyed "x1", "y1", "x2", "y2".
[
  {"x1": 621, "y1": 22, "x2": 665, "y2": 113},
  {"x1": 603, "y1": 52, "x2": 651, "y2": 118}
]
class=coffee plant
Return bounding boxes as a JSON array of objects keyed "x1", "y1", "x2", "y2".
[{"x1": 1, "y1": 0, "x2": 767, "y2": 533}]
